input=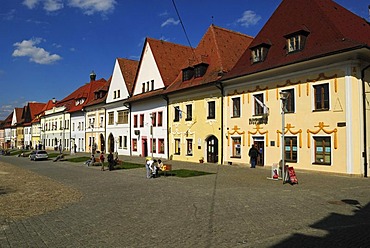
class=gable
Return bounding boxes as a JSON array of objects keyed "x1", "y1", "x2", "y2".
[
  {"x1": 106, "y1": 58, "x2": 138, "y2": 103},
  {"x1": 133, "y1": 43, "x2": 164, "y2": 96}
]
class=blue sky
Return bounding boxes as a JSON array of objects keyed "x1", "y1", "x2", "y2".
[{"x1": 0, "y1": 0, "x2": 368, "y2": 119}]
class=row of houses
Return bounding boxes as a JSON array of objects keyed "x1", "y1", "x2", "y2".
[{"x1": 1, "y1": 0, "x2": 369, "y2": 176}]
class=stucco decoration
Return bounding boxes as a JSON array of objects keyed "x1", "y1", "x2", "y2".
[
  {"x1": 307, "y1": 122, "x2": 338, "y2": 149},
  {"x1": 276, "y1": 123, "x2": 302, "y2": 148},
  {"x1": 248, "y1": 124, "x2": 269, "y2": 147},
  {"x1": 276, "y1": 73, "x2": 338, "y2": 99},
  {"x1": 227, "y1": 90, "x2": 245, "y2": 106},
  {"x1": 247, "y1": 86, "x2": 269, "y2": 104},
  {"x1": 227, "y1": 125, "x2": 245, "y2": 146}
]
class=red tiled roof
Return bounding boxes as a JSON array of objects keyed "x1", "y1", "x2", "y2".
[
  {"x1": 142, "y1": 38, "x2": 194, "y2": 87},
  {"x1": 14, "y1": 107, "x2": 24, "y2": 125},
  {"x1": 117, "y1": 58, "x2": 139, "y2": 96},
  {"x1": 23, "y1": 102, "x2": 46, "y2": 125},
  {"x1": 128, "y1": 38, "x2": 193, "y2": 102},
  {"x1": 166, "y1": 25, "x2": 253, "y2": 93},
  {"x1": 224, "y1": 0, "x2": 370, "y2": 80},
  {"x1": 2, "y1": 112, "x2": 13, "y2": 128},
  {"x1": 84, "y1": 77, "x2": 111, "y2": 107},
  {"x1": 56, "y1": 78, "x2": 107, "y2": 113}
]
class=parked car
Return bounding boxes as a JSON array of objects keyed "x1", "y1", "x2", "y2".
[{"x1": 29, "y1": 150, "x2": 49, "y2": 161}]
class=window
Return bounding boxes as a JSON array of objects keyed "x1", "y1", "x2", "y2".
[
  {"x1": 117, "y1": 111, "x2": 124, "y2": 124},
  {"x1": 152, "y1": 138, "x2": 156, "y2": 153},
  {"x1": 284, "y1": 137, "x2": 297, "y2": 162},
  {"x1": 119, "y1": 136, "x2": 122, "y2": 148},
  {"x1": 314, "y1": 83, "x2": 329, "y2": 111},
  {"x1": 100, "y1": 116, "x2": 104, "y2": 127},
  {"x1": 186, "y1": 139, "x2": 193, "y2": 156},
  {"x1": 254, "y1": 94, "x2": 264, "y2": 116},
  {"x1": 117, "y1": 90, "x2": 120, "y2": 98},
  {"x1": 133, "y1": 115, "x2": 138, "y2": 128},
  {"x1": 151, "y1": 112, "x2": 157, "y2": 126},
  {"x1": 174, "y1": 139, "x2": 181, "y2": 155},
  {"x1": 194, "y1": 63, "x2": 208, "y2": 78},
  {"x1": 158, "y1": 112, "x2": 163, "y2": 127},
  {"x1": 182, "y1": 67, "x2": 194, "y2": 81},
  {"x1": 123, "y1": 110, "x2": 129, "y2": 124},
  {"x1": 285, "y1": 31, "x2": 309, "y2": 53},
  {"x1": 232, "y1": 137, "x2": 241, "y2": 158},
  {"x1": 281, "y1": 89, "x2": 295, "y2": 113},
  {"x1": 140, "y1": 114, "x2": 144, "y2": 127},
  {"x1": 142, "y1": 83, "x2": 145, "y2": 93},
  {"x1": 108, "y1": 112, "x2": 114, "y2": 125},
  {"x1": 151, "y1": 80, "x2": 154, "y2": 91},
  {"x1": 208, "y1": 101, "x2": 215, "y2": 119},
  {"x1": 314, "y1": 137, "x2": 331, "y2": 165},
  {"x1": 114, "y1": 91, "x2": 116, "y2": 99},
  {"x1": 132, "y1": 139, "x2": 137, "y2": 151},
  {"x1": 174, "y1": 107, "x2": 180, "y2": 122},
  {"x1": 232, "y1": 97, "x2": 241, "y2": 117},
  {"x1": 158, "y1": 139, "x2": 165, "y2": 154},
  {"x1": 251, "y1": 45, "x2": 270, "y2": 63},
  {"x1": 186, "y1": 104, "x2": 192, "y2": 121},
  {"x1": 123, "y1": 136, "x2": 127, "y2": 149},
  {"x1": 146, "y1": 81, "x2": 149, "y2": 92}
]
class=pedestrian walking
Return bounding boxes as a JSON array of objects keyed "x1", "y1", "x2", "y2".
[
  {"x1": 108, "y1": 152, "x2": 114, "y2": 171},
  {"x1": 100, "y1": 152, "x2": 105, "y2": 171},
  {"x1": 248, "y1": 144, "x2": 260, "y2": 168}
]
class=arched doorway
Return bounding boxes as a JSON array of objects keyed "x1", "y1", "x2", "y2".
[
  {"x1": 108, "y1": 133, "x2": 114, "y2": 153},
  {"x1": 100, "y1": 134, "x2": 105, "y2": 152},
  {"x1": 206, "y1": 135, "x2": 218, "y2": 163}
]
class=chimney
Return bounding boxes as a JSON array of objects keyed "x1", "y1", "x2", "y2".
[
  {"x1": 90, "y1": 70, "x2": 96, "y2": 82},
  {"x1": 52, "y1": 98, "x2": 56, "y2": 104}
]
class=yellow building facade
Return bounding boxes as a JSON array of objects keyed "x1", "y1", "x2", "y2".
[
  {"x1": 168, "y1": 87, "x2": 223, "y2": 164},
  {"x1": 223, "y1": 60, "x2": 369, "y2": 176}
]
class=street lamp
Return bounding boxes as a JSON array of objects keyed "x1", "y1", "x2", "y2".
[
  {"x1": 280, "y1": 91, "x2": 290, "y2": 183},
  {"x1": 90, "y1": 123, "x2": 94, "y2": 156}
]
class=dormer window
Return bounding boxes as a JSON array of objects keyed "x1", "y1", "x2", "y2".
[
  {"x1": 285, "y1": 30, "x2": 309, "y2": 53},
  {"x1": 250, "y1": 43, "x2": 270, "y2": 64},
  {"x1": 182, "y1": 67, "x2": 194, "y2": 81},
  {"x1": 194, "y1": 63, "x2": 208, "y2": 78}
]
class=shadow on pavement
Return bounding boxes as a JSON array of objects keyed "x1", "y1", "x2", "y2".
[{"x1": 272, "y1": 200, "x2": 370, "y2": 247}]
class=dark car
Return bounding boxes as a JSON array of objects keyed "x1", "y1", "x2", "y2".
[{"x1": 29, "y1": 150, "x2": 49, "y2": 161}]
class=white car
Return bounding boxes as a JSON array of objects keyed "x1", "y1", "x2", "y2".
[{"x1": 29, "y1": 150, "x2": 49, "y2": 161}]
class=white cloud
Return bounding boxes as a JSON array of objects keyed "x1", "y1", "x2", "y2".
[
  {"x1": 237, "y1": 10, "x2": 261, "y2": 27},
  {"x1": 68, "y1": 0, "x2": 116, "y2": 15},
  {"x1": 23, "y1": 0, "x2": 40, "y2": 9},
  {"x1": 161, "y1": 18, "x2": 180, "y2": 27},
  {"x1": 12, "y1": 38, "x2": 62, "y2": 65},
  {"x1": 23, "y1": 0, "x2": 116, "y2": 15},
  {"x1": 159, "y1": 11, "x2": 169, "y2": 17},
  {"x1": 23, "y1": 0, "x2": 63, "y2": 12},
  {"x1": 44, "y1": 0, "x2": 64, "y2": 11},
  {"x1": 0, "y1": 9, "x2": 16, "y2": 21}
]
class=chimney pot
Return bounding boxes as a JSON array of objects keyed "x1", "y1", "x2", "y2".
[{"x1": 90, "y1": 70, "x2": 96, "y2": 81}]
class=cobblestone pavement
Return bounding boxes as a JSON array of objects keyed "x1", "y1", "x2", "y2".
[{"x1": 0, "y1": 154, "x2": 369, "y2": 248}]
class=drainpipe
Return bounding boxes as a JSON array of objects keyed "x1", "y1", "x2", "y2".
[
  {"x1": 162, "y1": 95, "x2": 170, "y2": 160},
  {"x1": 215, "y1": 81, "x2": 224, "y2": 165},
  {"x1": 361, "y1": 64, "x2": 370, "y2": 177}
]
